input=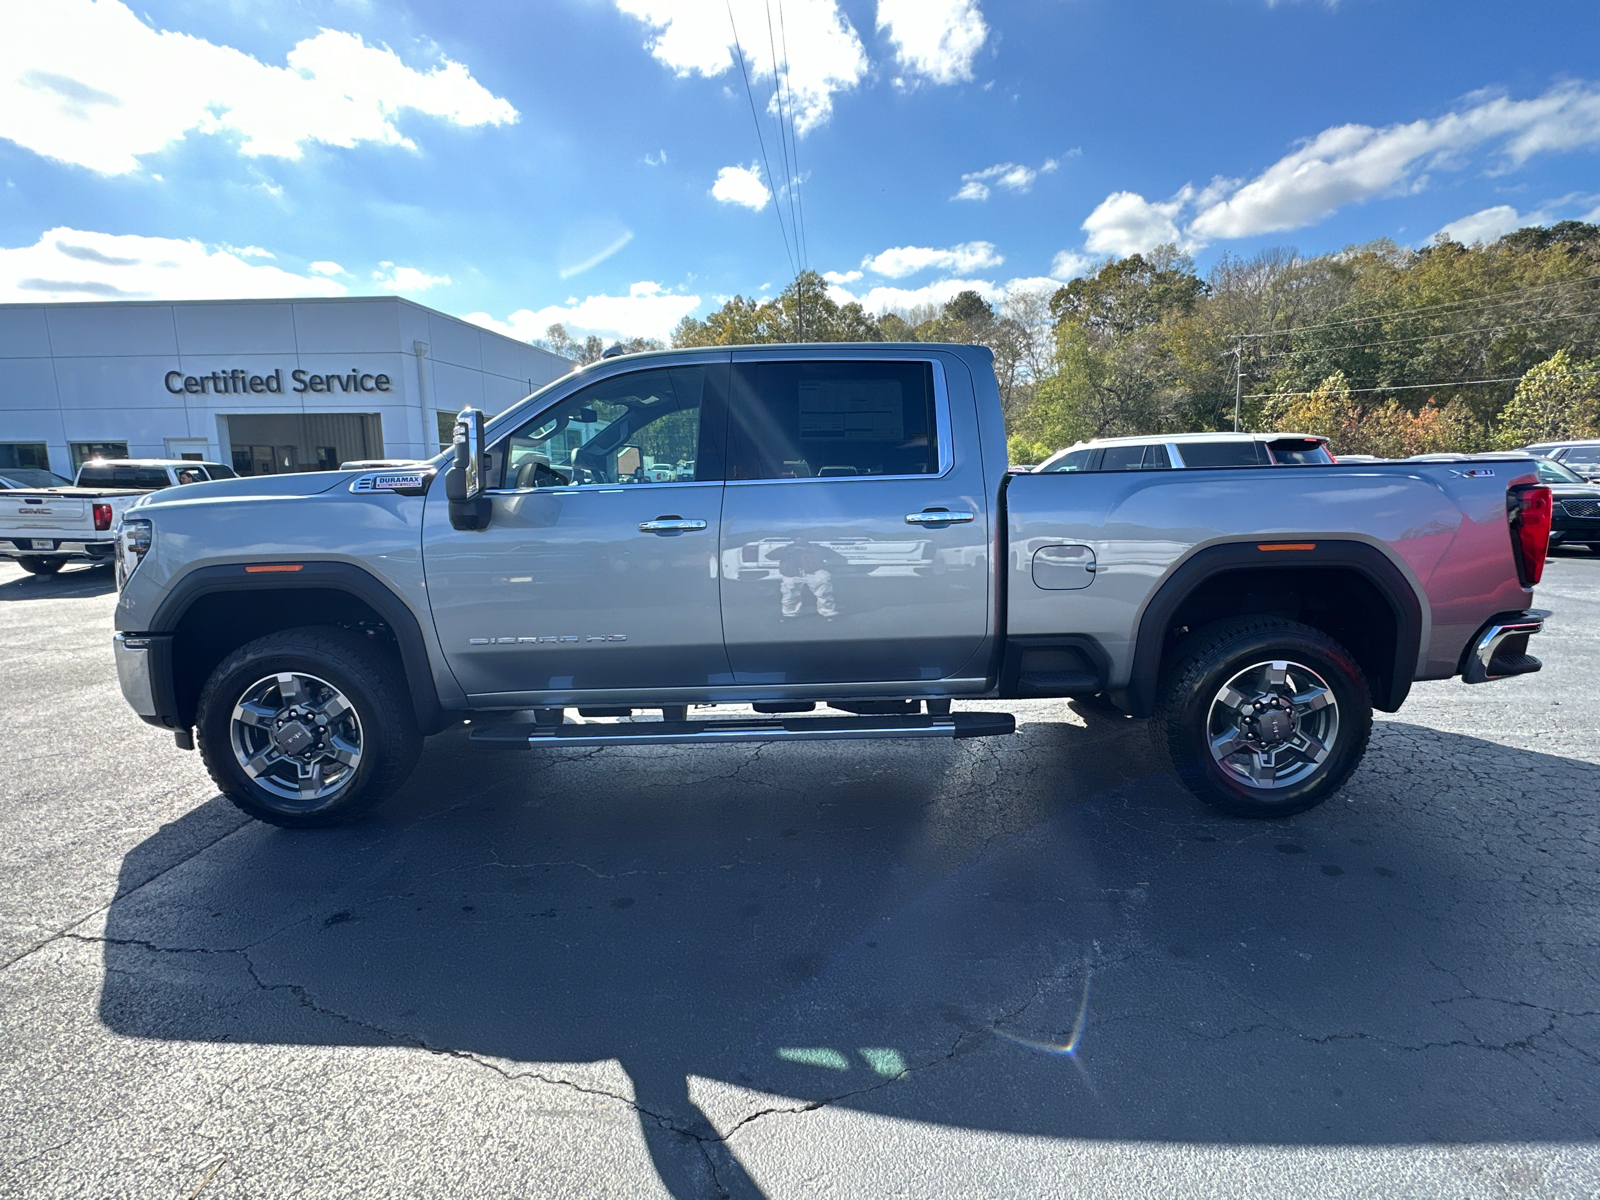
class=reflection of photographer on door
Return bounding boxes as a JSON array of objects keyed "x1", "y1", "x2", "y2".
[{"x1": 774, "y1": 539, "x2": 847, "y2": 619}]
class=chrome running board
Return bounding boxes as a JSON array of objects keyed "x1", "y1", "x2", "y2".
[{"x1": 469, "y1": 711, "x2": 1016, "y2": 748}]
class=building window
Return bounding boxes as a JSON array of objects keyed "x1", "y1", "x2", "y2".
[
  {"x1": 437, "y1": 410, "x2": 456, "y2": 451},
  {"x1": 71, "y1": 442, "x2": 130, "y2": 470},
  {"x1": 0, "y1": 443, "x2": 51, "y2": 472},
  {"x1": 224, "y1": 414, "x2": 383, "y2": 475}
]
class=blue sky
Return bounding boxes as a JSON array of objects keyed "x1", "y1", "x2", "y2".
[{"x1": 3, "y1": 0, "x2": 1599, "y2": 342}]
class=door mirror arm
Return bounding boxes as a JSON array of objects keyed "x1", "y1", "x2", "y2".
[{"x1": 445, "y1": 407, "x2": 492, "y2": 531}]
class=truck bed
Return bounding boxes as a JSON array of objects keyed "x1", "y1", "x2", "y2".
[{"x1": 1004, "y1": 458, "x2": 1538, "y2": 704}]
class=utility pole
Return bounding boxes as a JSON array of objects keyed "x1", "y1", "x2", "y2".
[{"x1": 1232, "y1": 335, "x2": 1244, "y2": 432}]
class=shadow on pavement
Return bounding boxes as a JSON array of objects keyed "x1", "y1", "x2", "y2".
[
  {"x1": 0, "y1": 562, "x2": 116, "y2": 601},
  {"x1": 97, "y1": 709, "x2": 1600, "y2": 1196}
]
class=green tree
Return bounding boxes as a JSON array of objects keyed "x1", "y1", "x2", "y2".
[{"x1": 1496, "y1": 349, "x2": 1600, "y2": 447}]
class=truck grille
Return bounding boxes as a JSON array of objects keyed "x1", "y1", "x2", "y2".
[{"x1": 1563, "y1": 499, "x2": 1600, "y2": 518}]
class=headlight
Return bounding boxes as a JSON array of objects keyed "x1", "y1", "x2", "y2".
[{"x1": 117, "y1": 518, "x2": 153, "y2": 589}]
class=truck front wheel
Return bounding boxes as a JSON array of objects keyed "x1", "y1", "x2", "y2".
[
  {"x1": 17, "y1": 556, "x2": 64, "y2": 575},
  {"x1": 195, "y1": 627, "x2": 421, "y2": 828},
  {"x1": 1152, "y1": 617, "x2": 1372, "y2": 819}
]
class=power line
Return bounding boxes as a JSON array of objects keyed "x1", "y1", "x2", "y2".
[
  {"x1": 775, "y1": 0, "x2": 807, "y2": 272},
  {"x1": 764, "y1": 0, "x2": 803, "y2": 267},
  {"x1": 1238, "y1": 274, "x2": 1600, "y2": 340},
  {"x1": 1258, "y1": 306, "x2": 1600, "y2": 361},
  {"x1": 726, "y1": 1, "x2": 795, "y2": 278},
  {"x1": 1246, "y1": 375, "x2": 1524, "y2": 401}
]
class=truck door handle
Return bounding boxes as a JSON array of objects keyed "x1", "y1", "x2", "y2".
[
  {"x1": 905, "y1": 510, "x2": 976, "y2": 525},
  {"x1": 639, "y1": 517, "x2": 708, "y2": 533}
]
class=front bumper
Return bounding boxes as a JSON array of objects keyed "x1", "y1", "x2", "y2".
[
  {"x1": 1462, "y1": 610, "x2": 1549, "y2": 684},
  {"x1": 113, "y1": 633, "x2": 180, "y2": 726}
]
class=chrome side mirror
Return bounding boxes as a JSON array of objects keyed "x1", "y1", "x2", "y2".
[{"x1": 445, "y1": 407, "x2": 491, "y2": 530}]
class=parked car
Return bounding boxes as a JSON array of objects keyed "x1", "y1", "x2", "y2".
[
  {"x1": 1532, "y1": 457, "x2": 1600, "y2": 552},
  {"x1": 75, "y1": 459, "x2": 237, "y2": 489},
  {"x1": 1, "y1": 459, "x2": 234, "y2": 575},
  {"x1": 1522, "y1": 440, "x2": 1600, "y2": 482},
  {"x1": 112, "y1": 345, "x2": 1550, "y2": 830},
  {"x1": 0, "y1": 469, "x2": 73, "y2": 489},
  {"x1": 1034, "y1": 432, "x2": 1334, "y2": 473}
]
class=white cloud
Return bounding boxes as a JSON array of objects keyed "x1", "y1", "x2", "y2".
[
  {"x1": 1435, "y1": 205, "x2": 1524, "y2": 245},
  {"x1": 309, "y1": 261, "x2": 349, "y2": 277},
  {"x1": 465, "y1": 281, "x2": 702, "y2": 343},
  {"x1": 1586, "y1": 202, "x2": 1600, "y2": 223},
  {"x1": 829, "y1": 274, "x2": 1061, "y2": 314},
  {"x1": 824, "y1": 269, "x2": 863, "y2": 284},
  {"x1": 1188, "y1": 81, "x2": 1600, "y2": 241},
  {"x1": 223, "y1": 244, "x2": 273, "y2": 259},
  {"x1": 711, "y1": 162, "x2": 771, "y2": 210},
  {"x1": 559, "y1": 230, "x2": 635, "y2": 279},
  {"x1": 0, "y1": 0, "x2": 517, "y2": 175},
  {"x1": 952, "y1": 159, "x2": 1053, "y2": 201},
  {"x1": 862, "y1": 241, "x2": 1002, "y2": 278},
  {"x1": 877, "y1": 0, "x2": 987, "y2": 86},
  {"x1": 1049, "y1": 250, "x2": 1096, "y2": 279},
  {"x1": 615, "y1": 0, "x2": 867, "y2": 133},
  {"x1": 0, "y1": 226, "x2": 345, "y2": 302},
  {"x1": 1082, "y1": 189, "x2": 1191, "y2": 256},
  {"x1": 372, "y1": 264, "x2": 450, "y2": 292},
  {"x1": 644, "y1": 149, "x2": 668, "y2": 165}
]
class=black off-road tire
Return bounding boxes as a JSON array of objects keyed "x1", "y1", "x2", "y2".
[
  {"x1": 17, "y1": 556, "x2": 64, "y2": 575},
  {"x1": 196, "y1": 627, "x2": 421, "y2": 828},
  {"x1": 1152, "y1": 616, "x2": 1372, "y2": 819}
]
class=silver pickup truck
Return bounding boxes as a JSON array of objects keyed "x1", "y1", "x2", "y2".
[{"x1": 111, "y1": 344, "x2": 1554, "y2": 828}]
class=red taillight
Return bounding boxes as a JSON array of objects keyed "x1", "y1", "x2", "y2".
[
  {"x1": 1508, "y1": 485, "x2": 1552, "y2": 587},
  {"x1": 93, "y1": 503, "x2": 112, "y2": 531}
]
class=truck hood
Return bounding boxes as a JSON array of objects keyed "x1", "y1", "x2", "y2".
[{"x1": 130, "y1": 471, "x2": 357, "y2": 512}]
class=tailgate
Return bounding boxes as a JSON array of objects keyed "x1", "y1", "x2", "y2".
[{"x1": 0, "y1": 493, "x2": 94, "y2": 538}]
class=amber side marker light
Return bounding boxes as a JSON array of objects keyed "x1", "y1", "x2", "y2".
[
  {"x1": 244, "y1": 564, "x2": 304, "y2": 573},
  {"x1": 1257, "y1": 543, "x2": 1317, "y2": 552}
]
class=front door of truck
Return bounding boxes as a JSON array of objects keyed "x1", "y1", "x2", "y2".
[
  {"x1": 718, "y1": 353, "x2": 992, "y2": 686},
  {"x1": 423, "y1": 361, "x2": 730, "y2": 703}
]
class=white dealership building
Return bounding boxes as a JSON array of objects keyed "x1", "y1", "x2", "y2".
[{"x1": 0, "y1": 296, "x2": 571, "y2": 478}]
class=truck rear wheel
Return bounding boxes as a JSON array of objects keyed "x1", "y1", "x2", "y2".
[
  {"x1": 1152, "y1": 617, "x2": 1372, "y2": 819},
  {"x1": 196, "y1": 627, "x2": 421, "y2": 828},
  {"x1": 17, "y1": 556, "x2": 64, "y2": 575}
]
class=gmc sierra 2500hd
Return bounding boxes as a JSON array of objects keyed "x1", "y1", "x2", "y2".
[{"x1": 111, "y1": 344, "x2": 1553, "y2": 827}]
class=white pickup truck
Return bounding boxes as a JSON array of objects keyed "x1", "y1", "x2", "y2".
[{"x1": 0, "y1": 458, "x2": 235, "y2": 575}]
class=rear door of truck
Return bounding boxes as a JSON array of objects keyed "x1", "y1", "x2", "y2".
[
  {"x1": 718, "y1": 349, "x2": 993, "y2": 686},
  {"x1": 0, "y1": 492, "x2": 94, "y2": 550}
]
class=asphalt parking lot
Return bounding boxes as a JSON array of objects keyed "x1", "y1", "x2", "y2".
[{"x1": 2, "y1": 551, "x2": 1599, "y2": 1199}]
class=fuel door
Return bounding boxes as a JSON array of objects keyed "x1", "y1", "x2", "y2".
[{"x1": 1031, "y1": 543, "x2": 1096, "y2": 590}]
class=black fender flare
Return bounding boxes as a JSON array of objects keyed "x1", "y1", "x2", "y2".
[
  {"x1": 1125, "y1": 539, "x2": 1423, "y2": 717},
  {"x1": 146, "y1": 561, "x2": 447, "y2": 734}
]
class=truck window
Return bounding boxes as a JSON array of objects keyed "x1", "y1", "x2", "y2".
[
  {"x1": 728, "y1": 360, "x2": 938, "y2": 481},
  {"x1": 1178, "y1": 441, "x2": 1266, "y2": 468},
  {"x1": 501, "y1": 365, "x2": 720, "y2": 488},
  {"x1": 76, "y1": 466, "x2": 173, "y2": 489}
]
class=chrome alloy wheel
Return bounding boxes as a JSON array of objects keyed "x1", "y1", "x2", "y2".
[
  {"x1": 1206, "y1": 660, "x2": 1339, "y2": 791},
  {"x1": 229, "y1": 672, "x2": 363, "y2": 806}
]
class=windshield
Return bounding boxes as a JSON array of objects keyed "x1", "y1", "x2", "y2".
[{"x1": 1536, "y1": 457, "x2": 1586, "y2": 484}]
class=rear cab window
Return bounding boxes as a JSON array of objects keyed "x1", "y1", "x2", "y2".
[
  {"x1": 76, "y1": 466, "x2": 173, "y2": 489},
  {"x1": 727, "y1": 360, "x2": 939, "y2": 480}
]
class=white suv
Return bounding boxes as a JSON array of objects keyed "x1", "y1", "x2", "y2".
[{"x1": 1035, "y1": 432, "x2": 1333, "y2": 473}]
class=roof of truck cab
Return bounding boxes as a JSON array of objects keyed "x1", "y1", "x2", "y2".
[{"x1": 79, "y1": 459, "x2": 224, "y2": 468}]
